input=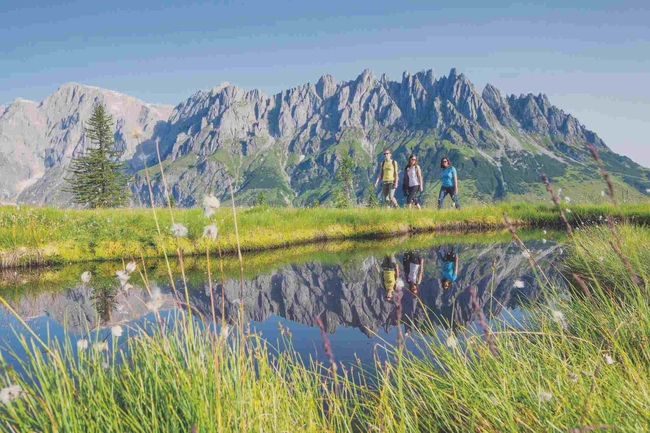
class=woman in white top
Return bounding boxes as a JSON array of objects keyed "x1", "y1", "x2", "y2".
[{"x1": 402, "y1": 154, "x2": 423, "y2": 210}]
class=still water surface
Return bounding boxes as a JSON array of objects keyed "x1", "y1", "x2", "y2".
[{"x1": 0, "y1": 234, "x2": 565, "y2": 367}]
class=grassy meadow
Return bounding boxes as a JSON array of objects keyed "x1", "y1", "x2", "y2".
[
  {"x1": 1, "y1": 201, "x2": 648, "y2": 268},
  {"x1": 0, "y1": 223, "x2": 649, "y2": 431}
]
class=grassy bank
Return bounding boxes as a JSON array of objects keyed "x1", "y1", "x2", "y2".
[
  {"x1": 1, "y1": 202, "x2": 648, "y2": 268},
  {"x1": 1, "y1": 225, "x2": 649, "y2": 431}
]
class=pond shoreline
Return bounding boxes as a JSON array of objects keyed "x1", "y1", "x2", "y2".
[{"x1": 1, "y1": 202, "x2": 648, "y2": 269}]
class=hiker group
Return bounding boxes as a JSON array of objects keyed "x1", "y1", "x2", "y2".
[{"x1": 374, "y1": 149, "x2": 460, "y2": 210}]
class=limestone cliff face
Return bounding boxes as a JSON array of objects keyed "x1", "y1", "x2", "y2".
[
  {"x1": 2, "y1": 70, "x2": 648, "y2": 206},
  {"x1": 0, "y1": 83, "x2": 172, "y2": 204}
]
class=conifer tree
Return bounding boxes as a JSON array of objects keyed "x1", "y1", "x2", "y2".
[{"x1": 65, "y1": 104, "x2": 130, "y2": 207}]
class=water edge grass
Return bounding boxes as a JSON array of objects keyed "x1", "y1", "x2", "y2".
[
  {"x1": 1, "y1": 202, "x2": 648, "y2": 268},
  {"x1": 0, "y1": 225, "x2": 649, "y2": 431}
]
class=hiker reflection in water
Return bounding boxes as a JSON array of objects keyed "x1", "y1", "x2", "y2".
[
  {"x1": 439, "y1": 244, "x2": 460, "y2": 290},
  {"x1": 403, "y1": 251, "x2": 424, "y2": 295},
  {"x1": 380, "y1": 254, "x2": 400, "y2": 301}
]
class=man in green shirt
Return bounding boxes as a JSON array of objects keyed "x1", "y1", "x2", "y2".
[{"x1": 374, "y1": 149, "x2": 399, "y2": 208}]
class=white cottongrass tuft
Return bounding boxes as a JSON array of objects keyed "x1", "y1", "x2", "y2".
[
  {"x1": 0, "y1": 385, "x2": 24, "y2": 404},
  {"x1": 220, "y1": 325, "x2": 231, "y2": 341},
  {"x1": 125, "y1": 261, "x2": 137, "y2": 274},
  {"x1": 202, "y1": 224, "x2": 218, "y2": 241},
  {"x1": 94, "y1": 341, "x2": 108, "y2": 352},
  {"x1": 564, "y1": 196, "x2": 571, "y2": 203},
  {"x1": 552, "y1": 310, "x2": 567, "y2": 329},
  {"x1": 446, "y1": 335, "x2": 458, "y2": 349},
  {"x1": 542, "y1": 239, "x2": 547, "y2": 244},
  {"x1": 130, "y1": 127, "x2": 143, "y2": 140},
  {"x1": 538, "y1": 390, "x2": 553, "y2": 402},
  {"x1": 203, "y1": 206, "x2": 215, "y2": 218},
  {"x1": 543, "y1": 230, "x2": 547, "y2": 235},
  {"x1": 566, "y1": 208, "x2": 572, "y2": 213},
  {"x1": 111, "y1": 325, "x2": 124, "y2": 338},
  {"x1": 604, "y1": 354, "x2": 615, "y2": 365},
  {"x1": 513, "y1": 280, "x2": 525, "y2": 289},
  {"x1": 171, "y1": 223, "x2": 188, "y2": 238},
  {"x1": 203, "y1": 194, "x2": 221, "y2": 209},
  {"x1": 601, "y1": 190, "x2": 606, "y2": 197},
  {"x1": 81, "y1": 271, "x2": 92, "y2": 284},
  {"x1": 146, "y1": 283, "x2": 164, "y2": 311},
  {"x1": 116, "y1": 270, "x2": 130, "y2": 286},
  {"x1": 77, "y1": 338, "x2": 89, "y2": 351}
]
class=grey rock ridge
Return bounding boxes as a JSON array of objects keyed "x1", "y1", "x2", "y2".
[
  {"x1": 0, "y1": 83, "x2": 172, "y2": 205},
  {"x1": 3, "y1": 240, "x2": 561, "y2": 336},
  {"x1": 2, "y1": 70, "x2": 648, "y2": 206}
]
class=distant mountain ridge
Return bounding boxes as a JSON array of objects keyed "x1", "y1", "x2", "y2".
[{"x1": 1, "y1": 69, "x2": 648, "y2": 207}]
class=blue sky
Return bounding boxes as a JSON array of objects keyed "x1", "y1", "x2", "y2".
[{"x1": 1, "y1": 0, "x2": 649, "y2": 166}]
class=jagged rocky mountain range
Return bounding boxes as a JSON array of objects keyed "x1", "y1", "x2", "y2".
[
  {"x1": 1, "y1": 69, "x2": 648, "y2": 206},
  {"x1": 3, "y1": 240, "x2": 561, "y2": 336}
]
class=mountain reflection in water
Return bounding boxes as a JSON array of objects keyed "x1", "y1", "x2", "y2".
[{"x1": 0, "y1": 238, "x2": 564, "y2": 363}]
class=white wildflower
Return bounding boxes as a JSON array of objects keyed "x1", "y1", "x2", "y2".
[
  {"x1": 0, "y1": 385, "x2": 24, "y2": 404},
  {"x1": 568, "y1": 372, "x2": 578, "y2": 382},
  {"x1": 564, "y1": 197, "x2": 571, "y2": 203},
  {"x1": 146, "y1": 283, "x2": 164, "y2": 312},
  {"x1": 538, "y1": 390, "x2": 553, "y2": 402},
  {"x1": 599, "y1": 215, "x2": 603, "y2": 221},
  {"x1": 220, "y1": 325, "x2": 231, "y2": 341},
  {"x1": 552, "y1": 310, "x2": 566, "y2": 329},
  {"x1": 513, "y1": 280, "x2": 525, "y2": 289},
  {"x1": 81, "y1": 271, "x2": 92, "y2": 284},
  {"x1": 111, "y1": 325, "x2": 124, "y2": 338},
  {"x1": 604, "y1": 354, "x2": 615, "y2": 365},
  {"x1": 203, "y1": 206, "x2": 215, "y2": 218},
  {"x1": 77, "y1": 338, "x2": 89, "y2": 351},
  {"x1": 203, "y1": 194, "x2": 220, "y2": 209},
  {"x1": 125, "y1": 261, "x2": 137, "y2": 274},
  {"x1": 116, "y1": 270, "x2": 130, "y2": 286},
  {"x1": 446, "y1": 335, "x2": 458, "y2": 349},
  {"x1": 202, "y1": 224, "x2": 218, "y2": 241},
  {"x1": 130, "y1": 127, "x2": 143, "y2": 140},
  {"x1": 171, "y1": 223, "x2": 188, "y2": 238},
  {"x1": 94, "y1": 341, "x2": 108, "y2": 352}
]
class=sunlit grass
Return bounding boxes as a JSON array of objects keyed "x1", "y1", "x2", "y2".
[{"x1": 1, "y1": 202, "x2": 648, "y2": 267}]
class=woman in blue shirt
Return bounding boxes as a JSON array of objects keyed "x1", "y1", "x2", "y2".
[
  {"x1": 438, "y1": 157, "x2": 460, "y2": 210},
  {"x1": 438, "y1": 244, "x2": 459, "y2": 290}
]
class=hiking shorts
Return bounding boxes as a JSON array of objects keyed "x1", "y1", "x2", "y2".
[{"x1": 382, "y1": 182, "x2": 396, "y2": 202}]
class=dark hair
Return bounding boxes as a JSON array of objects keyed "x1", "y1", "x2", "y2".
[
  {"x1": 441, "y1": 279, "x2": 452, "y2": 290},
  {"x1": 405, "y1": 154, "x2": 418, "y2": 170},
  {"x1": 440, "y1": 157, "x2": 451, "y2": 169}
]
